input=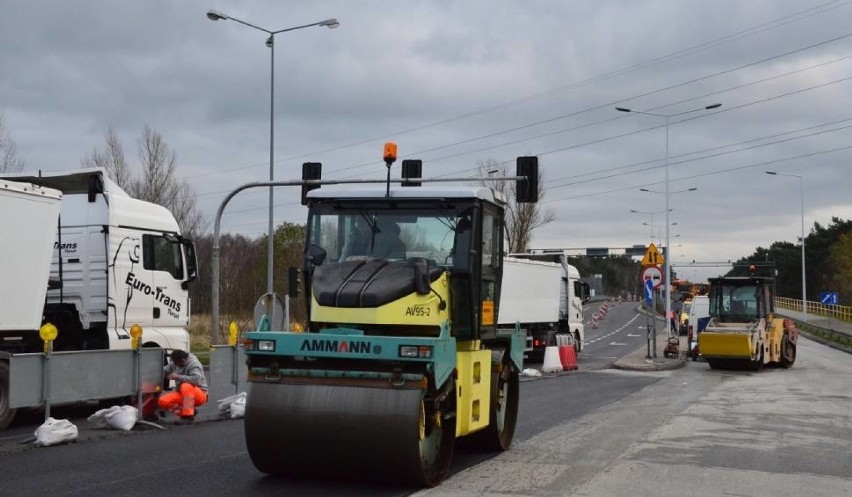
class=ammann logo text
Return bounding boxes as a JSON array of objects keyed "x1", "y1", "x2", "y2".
[{"x1": 300, "y1": 339, "x2": 373, "y2": 354}]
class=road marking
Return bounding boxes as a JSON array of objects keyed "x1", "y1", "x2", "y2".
[
  {"x1": 609, "y1": 342, "x2": 627, "y2": 346},
  {"x1": 627, "y1": 333, "x2": 642, "y2": 337}
]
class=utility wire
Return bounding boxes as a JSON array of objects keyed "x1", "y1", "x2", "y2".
[{"x1": 184, "y1": 0, "x2": 852, "y2": 181}]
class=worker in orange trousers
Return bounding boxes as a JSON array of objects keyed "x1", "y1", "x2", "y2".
[{"x1": 158, "y1": 349, "x2": 208, "y2": 421}]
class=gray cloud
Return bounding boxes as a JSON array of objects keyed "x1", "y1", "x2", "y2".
[{"x1": 2, "y1": 0, "x2": 851, "y2": 283}]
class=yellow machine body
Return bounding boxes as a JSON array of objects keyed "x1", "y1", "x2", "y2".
[
  {"x1": 454, "y1": 343, "x2": 492, "y2": 437},
  {"x1": 310, "y1": 272, "x2": 450, "y2": 330}
]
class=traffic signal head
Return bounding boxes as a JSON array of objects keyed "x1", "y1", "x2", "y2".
[{"x1": 288, "y1": 266, "x2": 303, "y2": 297}]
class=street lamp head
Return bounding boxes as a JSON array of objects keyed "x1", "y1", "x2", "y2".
[
  {"x1": 615, "y1": 107, "x2": 631, "y2": 113},
  {"x1": 639, "y1": 188, "x2": 650, "y2": 192},
  {"x1": 319, "y1": 18, "x2": 340, "y2": 28},
  {"x1": 765, "y1": 171, "x2": 777, "y2": 175},
  {"x1": 206, "y1": 10, "x2": 228, "y2": 21},
  {"x1": 705, "y1": 103, "x2": 722, "y2": 110},
  {"x1": 687, "y1": 187, "x2": 698, "y2": 191}
]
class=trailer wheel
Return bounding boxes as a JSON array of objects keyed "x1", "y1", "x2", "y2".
[{"x1": 0, "y1": 361, "x2": 17, "y2": 431}]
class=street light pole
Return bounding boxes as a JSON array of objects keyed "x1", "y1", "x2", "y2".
[
  {"x1": 630, "y1": 208, "x2": 672, "y2": 241},
  {"x1": 766, "y1": 171, "x2": 807, "y2": 317},
  {"x1": 617, "y1": 103, "x2": 720, "y2": 335},
  {"x1": 207, "y1": 10, "x2": 339, "y2": 314}
]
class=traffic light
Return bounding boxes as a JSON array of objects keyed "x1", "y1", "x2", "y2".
[
  {"x1": 301, "y1": 162, "x2": 322, "y2": 206},
  {"x1": 401, "y1": 159, "x2": 422, "y2": 187},
  {"x1": 516, "y1": 156, "x2": 539, "y2": 203},
  {"x1": 288, "y1": 266, "x2": 302, "y2": 297}
]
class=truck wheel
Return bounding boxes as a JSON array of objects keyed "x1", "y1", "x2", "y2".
[{"x1": 0, "y1": 361, "x2": 17, "y2": 431}]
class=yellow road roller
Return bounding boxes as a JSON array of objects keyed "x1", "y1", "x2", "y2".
[
  {"x1": 698, "y1": 275, "x2": 798, "y2": 370},
  {"x1": 240, "y1": 149, "x2": 538, "y2": 486}
]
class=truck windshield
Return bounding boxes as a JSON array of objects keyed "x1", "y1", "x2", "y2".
[{"x1": 307, "y1": 204, "x2": 474, "y2": 270}]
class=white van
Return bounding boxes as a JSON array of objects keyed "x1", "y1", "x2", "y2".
[{"x1": 687, "y1": 295, "x2": 710, "y2": 360}]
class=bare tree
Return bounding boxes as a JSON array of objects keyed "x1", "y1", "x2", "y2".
[
  {"x1": 80, "y1": 127, "x2": 132, "y2": 189},
  {"x1": 135, "y1": 125, "x2": 178, "y2": 204},
  {"x1": 0, "y1": 113, "x2": 25, "y2": 173},
  {"x1": 81, "y1": 124, "x2": 206, "y2": 237},
  {"x1": 134, "y1": 125, "x2": 206, "y2": 237},
  {"x1": 477, "y1": 157, "x2": 555, "y2": 253}
]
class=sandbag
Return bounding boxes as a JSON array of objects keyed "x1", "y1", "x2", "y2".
[
  {"x1": 87, "y1": 405, "x2": 137, "y2": 431},
  {"x1": 34, "y1": 417, "x2": 78, "y2": 447},
  {"x1": 217, "y1": 392, "x2": 247, "y2": 419}
]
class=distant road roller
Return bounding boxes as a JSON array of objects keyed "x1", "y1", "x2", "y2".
[
  {"x1": 698, "y1": 274, "x2": 798, "y2": 370},
  {"x1": 239, "y1": 148, "x2": 538, "y2": 486}
]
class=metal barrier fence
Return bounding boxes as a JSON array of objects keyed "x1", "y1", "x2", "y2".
[{"x1": 775, "y1": 297, "x2": 852, "y2": 323}]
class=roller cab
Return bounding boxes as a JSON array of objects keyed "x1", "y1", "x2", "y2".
[{"x1": 243, "y1": 185, "x2": 526, "y2": 486}]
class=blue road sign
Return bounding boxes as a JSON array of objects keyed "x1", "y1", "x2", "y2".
[
  {"x1": 819, "y1": 292, "x2": 839, "y2": 305},
  {"x1": 644, "y1": 279, "x2": 654, "y2": 306}
]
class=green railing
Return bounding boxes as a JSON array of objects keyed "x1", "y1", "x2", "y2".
[{"x1": 775, "y1": 297, "x2": 852, "y2": 324}]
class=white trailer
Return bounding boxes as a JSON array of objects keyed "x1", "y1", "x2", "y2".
[
  {"x1": 499, "y1": 256, "x2": 586, "y2": 360},
  {"x1": 0, "y1": 179, "x2": 63, "y2": 338},
  {"x1": 0, "y1": 170, "x2": 197, "y2": 430},
  {"x1": 505, "y1": 252, "x2": 588, "y2": 356}
]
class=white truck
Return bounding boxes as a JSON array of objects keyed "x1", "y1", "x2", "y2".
[
  {"x1": 500, "y1": 254, "x2": 588, "y2": 360},
  {"x1": 0, "y1": 169, "x2": 197, "y2": 429}
]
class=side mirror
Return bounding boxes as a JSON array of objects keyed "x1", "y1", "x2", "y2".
[
  {"x1": 413, "y1": 258, "x2": 430, "y2": 295},
  {"x1": 306, "y1": 244, "x2": 327, "y2": 266}
]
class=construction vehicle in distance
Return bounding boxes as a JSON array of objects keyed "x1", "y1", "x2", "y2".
[
  {"x1": 698, "y1": 273, "x2": 798, "y2": 370},
  {"x1": 238, "y1": 148, "x2": 538, "y2": 486}
]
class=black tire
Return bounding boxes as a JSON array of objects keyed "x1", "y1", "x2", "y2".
[
  {"x1": 0, "y1": 361, "x2": 17, "y2": 431},
  {"x1": 467, "y1": 361, "x2": 519, "y2": 452},
  {"x1": 780, "y1": 333, "x2": 796, "y2": 368},
  {"x1": 750, "y1": 346, "x2": 764, "y2": 371}
]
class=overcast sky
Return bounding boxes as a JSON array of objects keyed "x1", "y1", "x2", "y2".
[{"x1": 2, "y1": 0, "x2": 851, "y2": 283}]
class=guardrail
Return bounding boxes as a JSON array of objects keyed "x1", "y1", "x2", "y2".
[
  {"x1": 775, "y1": 297, "x2": 852, "y2": 324},
  {"x1": 775, "y1": 297, "x2": 852, "y2": 352}
]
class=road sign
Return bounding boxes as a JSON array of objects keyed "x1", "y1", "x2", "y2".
[
  {"x1": 640, "y1": 243, "x2": 665, "y2": 266},
  {"x1": 641, "y1": 265, "x2": 663, "y2": 288},
  {"x1": 819, "y1": 292, "x2": 839, "y2": 305},
  {"x1": 644, "y1": 279, "x2": 654, "y2": 306}
]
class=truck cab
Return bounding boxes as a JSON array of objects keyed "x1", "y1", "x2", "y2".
[{"x1": 4, "y1": 169, "x2": 197, "y2": 352}]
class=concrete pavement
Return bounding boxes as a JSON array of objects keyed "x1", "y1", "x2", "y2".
[
  {"x1": 612, "y1": 329, "x2": 686, "y2": 371},
  {"x1": 612, "y1": 305, "x2": 686, "y2": 371}
]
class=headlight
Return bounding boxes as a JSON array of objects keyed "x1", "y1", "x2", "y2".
[
  {"x1": 257, "y1": 340, "x2": 276, "y2": 352},
  {"x1": 399, "y1": 345, "x2": 432, "y2": 358}
]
